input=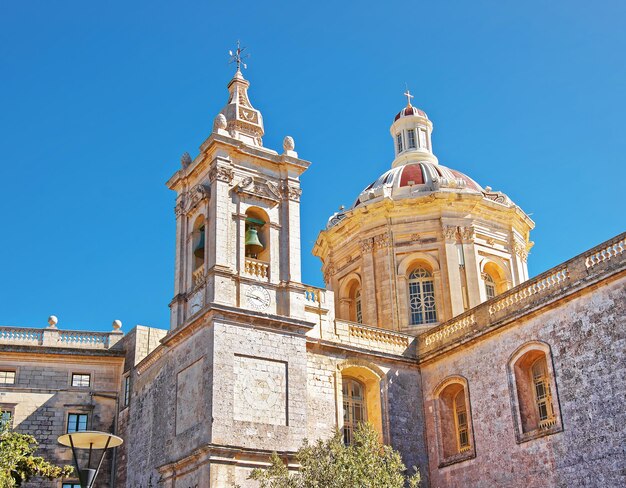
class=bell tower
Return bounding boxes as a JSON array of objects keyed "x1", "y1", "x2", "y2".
[{"x1": 166, "y1": 62, "x2": 311, "y2": 329}]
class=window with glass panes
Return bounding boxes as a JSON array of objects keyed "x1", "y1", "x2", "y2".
[
  {"x1": 396, "y1": 133, "x2": 403, "y2": 153},
  {"x1": 355, "y1": 290, "x2": 363, "y2": 324},
  {"x1": 1, "y1": 410, "x2": 12, "y2": 429},
  {"x1": 0, "y1": 371, "x2": 15, "y2": 384},
  {"x1": 454, "y1": 390, "x2": 470, "y2": 452},
  {"x1": 123, "y1": 375, "x2": 131, "y2": 407},
  {"x1": 483, "y1": 273, "x2": 496, "y2": 300},
  {"x1": 71, "y1": 373, "x2": 90, "y2": 388},
  {"x1": 67, "y1": 413, "x2": 88, "y2": 433},
  {"x1": 63, "y1": 483, "x2": 82, "y2": 488},
  {"x1": 532, "y1": 357, "x2": 555, "y2": 429},
  {"x1": 342, "y1": 378, "x2": 366, "y2": 445},
  {"x1": 407, "y1": 129, "x2": 416, "y2": 148},
  {"x1": 408, "y1": 267, "x2": 437, "y2": 325}
]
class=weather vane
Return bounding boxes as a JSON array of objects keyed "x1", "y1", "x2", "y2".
[
  {"x1": 404, "y1": 85, "x2": 414, "y2": 106},
  {"x1": 228, "y1": 40, "x2": 249, "y2": 72}
]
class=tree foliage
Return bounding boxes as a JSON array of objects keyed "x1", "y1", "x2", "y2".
[
  {"x1": 249, "y1": 423, "x2": 421, "y2": 488},
  {"x1": 0, "y1": 419, "x2": 73, "y2": 488}
]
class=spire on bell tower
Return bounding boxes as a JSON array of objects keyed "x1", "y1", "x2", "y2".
[{"x1": 213, "y1": 42, "x2": 265, "y2": 147}]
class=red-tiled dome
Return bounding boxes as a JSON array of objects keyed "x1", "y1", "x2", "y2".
[
  {"x1": 394, "y1": 105, "x2": 428, "y2": 121},
  {"x1": 351, "y1": 162, "x2": 482, "y2": 209}
]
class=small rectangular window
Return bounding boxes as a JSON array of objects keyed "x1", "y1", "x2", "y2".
[
  {"x1": 0, "y1": 371, "x2": 15, "y2": 384},
  {"x1": 63, "y1": 484, "x2": 82, "y2": 488},
  {"x1": 407, "y1": 129, "x2": 416, "y2": 149},
  {"x1": 1, "y1": 410, "x2": 12, "y2": 429},
  {"x1": 123, "y1": 376, "x2": 131, "y2": 407},
  {"x1": 71, "y1": 373, "x2": 90, "y2": 388},
  {"x1": 67, "y1": 413, "x2": 88, "y2": 433},
  {"x1": 396, "y1": 133, "x2": 403, "y2": 153}
]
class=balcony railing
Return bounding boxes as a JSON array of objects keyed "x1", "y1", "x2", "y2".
[{"x1": 244, "y1": 258, "x2": 269, "y2": 281}]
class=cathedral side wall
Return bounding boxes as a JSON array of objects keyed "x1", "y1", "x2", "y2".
[
  {"x1": 306, "y1": 346, "x2": 430, "y2": 484},
  {"x1": 420, "y1": 275, "x2": 626, "y2": 488},
  {"x1": 125, "y1": 326, "x2": 214, "y2": 488}
]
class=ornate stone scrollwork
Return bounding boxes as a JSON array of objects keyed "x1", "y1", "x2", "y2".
[
  {"x1": 513, "y1": 242, "x2": 529, "y2": 262},
  {"x1": 442, "y1": 225, "x2": 458, "y2": 242},
  {"x1": 176, "y1": 184, "x2": 210, "y2": 216},
  {"x1": 282, "y1": 183, "x2": 302, "y2": 202},
  {"x1": 234, "y1": 175, "x2": 281, "y2": 204},
  {"x1": 373, "y1": 232, "x2": 391, "y2": 250},
  {"x1": 209, "y1": 166, "x2": 234, "y2": 184},
  {"x1": 323, "y1": 264, "x2": 335, "y2": 284},
  {"x1": 360, "y1": 238, "x2": 374, "y2": 253},
  {"x1": 460, "y1": 226, "x2": 475, "y2": 242}
]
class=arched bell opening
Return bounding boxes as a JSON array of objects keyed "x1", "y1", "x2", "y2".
[
  {"x1": 244, "y1": 207, "x2": 270, "y2": 263},
  {"x1": 192, "y1": 216, "x2": 206, "y2": 272}
]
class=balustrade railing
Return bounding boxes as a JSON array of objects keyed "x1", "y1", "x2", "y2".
[
  {"x1": 192, "y1": 264, "x2": 205, "y2": 288},
  {"x1": 0, "y1": 326, "x2": 122, "y2": 349},
  {"x1": 244, "y1": 258, "x2": 269, "y2": 281},
  {"x1": 0, "y1": 327, "x2": 42, "y2": 346},
  {"x1": 419, "y1": 232, "x2": 626, "y2": 358}
]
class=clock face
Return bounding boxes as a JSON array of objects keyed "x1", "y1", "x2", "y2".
[{"x1": 246, "y1": 285, "x2": 271, "y2": 311}]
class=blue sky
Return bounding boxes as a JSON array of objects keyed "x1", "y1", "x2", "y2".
[{"x1": 1, "y1": 1, "x2": 624, "y2": 332}]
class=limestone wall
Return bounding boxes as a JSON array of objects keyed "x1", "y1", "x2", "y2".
[{"x1": 420, "y1": 274, "x2": 626, "y2": 487}]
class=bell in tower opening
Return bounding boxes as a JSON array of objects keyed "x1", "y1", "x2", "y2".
[{"x1": 245, "y1": 217, "x2": 265, "y2": 259}]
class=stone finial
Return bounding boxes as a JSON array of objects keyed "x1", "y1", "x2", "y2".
[
  {"x1": 283, "y1": 136, "x2": 295, "y2": 152},
  {"x1": 181, "y1": 152, "x2": 192, "y2": 168},
  {"x1": 112, "y1": 319, "x2": 122, "y2": 331},
  {"x1": 47, "y1": 315, "x2": 58, "y2": 328},
  {"x1": 485, "y1": 186, "x2": 492, "y2": 192},
  {"x1": 214, "y1": 113, "x2": 227, "y2": 132}
]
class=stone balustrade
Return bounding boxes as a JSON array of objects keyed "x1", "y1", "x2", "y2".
[
  {"x1": 304, "y1": 285, "x2": 324, "y2": 304},
  {"x1": 418, "y1": 232, "x2": 626, "y2": 359},
  {"x1": 244, "y1": 258, "x2": 269, "y2": 281},
  {"x1": 192, "y1": 264, "x2": 205, "y2": 288},
  {"x1": 334, "y1": 319, "x2": 415, "y2": 357},
  {"x1": 0, "y1": 326, "x2": 123, "y2": 349}
]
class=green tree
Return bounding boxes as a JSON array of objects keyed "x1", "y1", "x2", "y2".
[
  {"x1": 249, "y1": 423, "x2": 421, "y2": 488},
  {"x1": 0, "y1": 417, "x2": 73, "y2": 488}
]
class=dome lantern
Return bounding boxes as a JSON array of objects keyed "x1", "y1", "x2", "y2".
[{"x1": 390, "y1": 89, "x2": 437, "y2": 167}]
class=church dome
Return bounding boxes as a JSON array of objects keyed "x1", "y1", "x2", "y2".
[
  {"x1": 352, "y1": 161, "x2": 482, "y2": 209},
  {"x1": 394, "y1": 105, "x2": 428, "y2": 121}
]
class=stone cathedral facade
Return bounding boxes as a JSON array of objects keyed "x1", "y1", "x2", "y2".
[{"x1": 1, "y1": 66, "x2": 625, "y2": 488}]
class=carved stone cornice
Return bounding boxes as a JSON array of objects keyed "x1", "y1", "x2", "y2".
[
  {"x1": 209, "y1": 166, "x2": 235, "y2": 184},
  {"x1": 234, "y1": 176, "x2": 282, "y2": 204}
]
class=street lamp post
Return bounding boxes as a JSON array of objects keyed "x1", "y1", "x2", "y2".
[{"x1": 57, "y1": 431, "x2": 123, "y2": 488}]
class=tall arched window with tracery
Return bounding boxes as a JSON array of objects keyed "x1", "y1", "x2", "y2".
[
  {"x1": 342, "y1": 377, "x2": 366, "y2": 445},
  {"x1": 408, "y1": 267, "x2": 437, "y2": 325}
]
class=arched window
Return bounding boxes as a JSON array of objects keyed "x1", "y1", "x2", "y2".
[
  {"x1": 531, "y1": 357, "x2": 555, "y2": 429},
  {"x1": 355, "y1": 289, "x2": 363, "y2": 324},
  {"x1": 509, "y1": 344, "x2": 561, "y2": 442},
  {"x1": 434, "y1": 379, "x2": 474, "y2": 463},
  {"x1": 342, "y1": 378, "x2": 366, "y2": 445},
  {"x1": 483, "y1": 272, "x2": 496, "y2": 300},
  {"x1": 408, "y1": 267, "x2": 437, "y2": 325}
]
